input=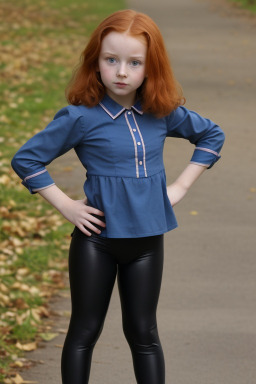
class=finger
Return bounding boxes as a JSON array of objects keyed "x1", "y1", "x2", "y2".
[
  {"x1": 86, "y1": 206, "x2": 105, "y2": 216},
  {"x1": 83, "y1": 220, "x2": 102, "y2": 234},
  {"x1": 87, "y1": 215, "x2": 106, "y2": 228},
  {"x1": 77, "y1": 224, "x2": 92, "y2": 236}
]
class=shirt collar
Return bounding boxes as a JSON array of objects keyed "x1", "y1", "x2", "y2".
[{"x1": 99, "y1": 94, "x2": 143, "y2": 120}]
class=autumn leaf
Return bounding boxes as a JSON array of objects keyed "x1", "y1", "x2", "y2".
[
  {"x1": 15, "y1": 341, "x2": 37, "y2": 351},
  {"x1": 0, "y1": 175, "x2": 11, "y2": 185},
  {"x1": 0, "y1": 292, "x2": 11, "y2": 307},
  {"x1": 39, "y1": 332, "x2": 59, "y2": 341},
  {"x1": 4, "y1": 373, "x2": 38, "y2": 383},
  {"x1": 189, "y1": 210, "x2": 199, "y2": 216}
]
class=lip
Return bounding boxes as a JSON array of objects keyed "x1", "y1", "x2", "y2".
[{"x1": 114, "y1": 82, "x2": 128, "y2": 87}]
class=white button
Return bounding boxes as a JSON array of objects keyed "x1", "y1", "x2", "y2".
[
  {"x1": 139, "y1": 161, "x2": 143, "y2": 165},
  {"x1": 133, "y1": 129, "x2": 136, "y2": 132},
  {"x1": 128, "y1": 111, "x2": 131, "y2": 115},
  {"x1": 137, "y1": 142, "x2": 141, "y2": 145}
]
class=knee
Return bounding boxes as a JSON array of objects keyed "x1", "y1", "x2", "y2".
[
  {"x1": 67, "y1": 318, "x2": 104, "y2": 349},
  {"x1": 81, "y1": 323, "x2": 103, "y2": 347},
  {"x1": 123, "y1": 320, "x2": 159, "y2": 348}
]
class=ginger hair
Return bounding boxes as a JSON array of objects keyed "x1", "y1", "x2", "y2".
[{"x1": 66, "y1": 9, "x2": 185, "y2": 118}]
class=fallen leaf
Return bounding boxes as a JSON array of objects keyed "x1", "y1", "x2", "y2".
[
  {"x1": 16, "y1": 341, "x2": 37, "y2": 351},
  {"x1": 0, "y1": 175, "x2": 11, "y2": 185},
  {"x1": 40, "y1": 332, "x2": 58, "y2": 341},
  {"x1": 8, "y1": 373, "x2": 38, "y2": 383},
  {"x1": 16, "y1": 267, "x2": 30, "y2": 276},
  {"x1": 0, "y1": 282, "x2": 9, "y2": 293},
  {"x1": 37, "y1": 306, "x2": 50, "y2": 318},
  {"x1": 16, "y1": 311, "x2": 30, "y2": 325},
  {"x1": 12, "y1": 298, "x2": 29, "y2": 310},
  {"x1": 9, "y1": 102, "x2": 18, "y2": 108},
  {"x1": 11, "y1": 360, "x2": 24, "y2": 368},
  {"x1": 31, "y1": 308, "x2": 41, "y2": 322},
  {"x1": 0, "y1": 292, "x2": 11, "y2": 306},
  {"x1": 0, "y1": 115, "x2": 10, "y2": 123},
  {"x1": 12, "y1": 282, "x2": 30, "y2": 292},
  {"x1": 189, "y1": 210, "x2": 199, "y2": 216}
]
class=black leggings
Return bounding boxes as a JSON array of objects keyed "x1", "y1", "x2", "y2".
[{"x1": 61, "y1": 227, "x2": 165, "y2": 384}]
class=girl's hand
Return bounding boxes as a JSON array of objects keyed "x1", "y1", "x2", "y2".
[
  {"x1": 61, "y1": 198, "x2": 106, "y2": 236},
  {"x1": 167, "y1": 183, "x2": 188, "y2": 207}
]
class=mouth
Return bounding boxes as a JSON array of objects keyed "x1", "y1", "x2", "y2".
[{"x1": 115, "y1": 82, "x2": 128, "y2": 87}]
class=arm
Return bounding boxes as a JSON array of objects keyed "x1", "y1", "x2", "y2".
[
  {"x1": 11, "y1": 106, "x2": 84, "y2": 194},
  {"x1": 167, "y1": 106, "x2": 225, "y2": 169},
  {"x1": 166, "y1": 107, "x2": 225, "y2": 205},
  {"x1": 38, "y1": 185, "x2": 105, "y2": 236},
  {"x1": 12, "y1": 107, "x2": 105, "y2": 235},
  {"x1": 167, "y1": 163, "x2": 207, "y2": 206}
]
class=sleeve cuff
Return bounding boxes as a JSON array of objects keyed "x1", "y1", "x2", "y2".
[
  {"x1": 190, "y1": 147, "x2": 221, "y2": 169},
  {"x1": 21, "y1": 169, "x2": 55, "y2": 194}
]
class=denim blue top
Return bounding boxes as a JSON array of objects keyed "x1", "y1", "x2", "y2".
[{"x1": 11, "y1": 94, "x2": 225, "y2": 238}]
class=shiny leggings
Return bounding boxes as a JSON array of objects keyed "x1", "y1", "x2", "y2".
[{"x1": 61, "y1": 227, "x2": 165, "y2": 384}]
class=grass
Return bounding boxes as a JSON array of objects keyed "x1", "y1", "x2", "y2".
[
  {"x1": 229, "y1": 0, "x2": 256, "y2": 12},
  {"x1": 0, "y1": 0, "x2": 124, "y2": 380}
]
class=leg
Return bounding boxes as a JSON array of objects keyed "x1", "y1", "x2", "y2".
[
  {"x1": 61, "y1": 229, "x2": 117, "y2": 384},
  {"x1": 118, "y1": 236, "x2": 165, "y2": 384}
]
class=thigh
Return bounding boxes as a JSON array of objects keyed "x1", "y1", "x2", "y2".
[
  {"x1": 69, "y1": 229, "x2": 117, "y2": 326},
  {"x1": 117, "y1": 235, "x2": 164, "y2": 332}
]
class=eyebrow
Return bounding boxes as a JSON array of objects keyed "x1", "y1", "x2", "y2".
[{"x1": 102, "y1": 52, "x2": 145, "y2": 59}]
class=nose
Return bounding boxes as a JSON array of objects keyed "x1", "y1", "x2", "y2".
[{"x1": 117, "y1": 62, "x2": 127, "y2": 78}]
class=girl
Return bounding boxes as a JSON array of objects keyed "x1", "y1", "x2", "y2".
[{"x1": 11, "y1": 9, "x2": 225, "y2": 384}]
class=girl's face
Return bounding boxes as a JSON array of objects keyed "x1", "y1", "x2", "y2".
[{"x1": 98, "y1": 31, "x2": 147, "y2": 108}]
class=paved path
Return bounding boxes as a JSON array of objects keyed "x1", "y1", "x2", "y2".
[{"x1": 21, "y1": 1, "x2": 256, "y2": 383}]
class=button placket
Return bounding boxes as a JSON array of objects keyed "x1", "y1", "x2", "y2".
[
  {"x1": 131, "y1": 111, "x2": 147, "y2": 177},
  {"x1": 125, "y1": 111, "x2": 147, "y2": 178}
]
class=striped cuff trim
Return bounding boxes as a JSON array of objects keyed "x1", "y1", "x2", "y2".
[
  {"x1": 24, "y1": 169, "x2": 47, "y2": 182},
  {"x1": 195, "y1": 147, "x2": 219, "y2": 157}
]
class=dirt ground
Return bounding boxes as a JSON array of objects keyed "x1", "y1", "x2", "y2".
[{"x1": 20, "y1": 0, "x2": 256, "y2": 383}]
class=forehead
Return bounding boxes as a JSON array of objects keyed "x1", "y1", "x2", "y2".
[{"x1": 100, "y1": 31, "x2": 147, "y2": 56}]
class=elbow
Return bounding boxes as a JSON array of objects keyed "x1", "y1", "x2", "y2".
[
  {"x1": 11, "y1": 152, "x2": 25, "y2": 177},
  {"x1": 218, "y1": 128, "x2": 226, "y2": 150},
  {"x1": 11, "y1": 154, "x2": 19, "y2": 173},
  {"x1": 220, "y1": 128, "x2": 225, "y2": 143},
  {"x1": 212, "y1": 125, "x2": 225, "y2": 151}
]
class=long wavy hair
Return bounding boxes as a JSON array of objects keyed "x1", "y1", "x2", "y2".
[{"x1": 66, "y1": 9, "x2": 185, "y2": 117}]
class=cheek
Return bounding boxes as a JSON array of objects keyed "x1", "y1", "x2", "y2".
[
  {"x1": 99, "y1": 65, "x2": 113, "y2": 81},
  {"x1": 135, "y1": 69, "x2": 146, "y2": 84}
]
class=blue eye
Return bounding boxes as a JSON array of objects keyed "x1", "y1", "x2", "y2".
[
  {"x1": 107, "y1": 57, "x2": 116, "y2": 64},
  {"x1": 131, "y1": 60, "x2": 141, "y2": 67}
]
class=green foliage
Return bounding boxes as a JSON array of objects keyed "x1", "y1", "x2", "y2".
[
  {"x1": 11, "y1": 318, "x2": 37, "y2": 342},
  {"x1": 229, "y1": 0, "x2": 256, "y2": 12}
]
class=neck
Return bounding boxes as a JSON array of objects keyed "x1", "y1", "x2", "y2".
[{"x1": 106, "y1": 91, "x2": 136, "y2": 109}]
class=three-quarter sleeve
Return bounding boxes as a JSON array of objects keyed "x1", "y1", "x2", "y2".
[
  {"x1": 11, "y1": 106, "x2": 85, "y2": 193},
  {"x1": 166, "y1": 106, "x2": 225, "y2": 168}
]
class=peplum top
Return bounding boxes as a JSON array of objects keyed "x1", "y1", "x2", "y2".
[{"x1": 11, "y1": 94, "x2": 225, "y2": 238}]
